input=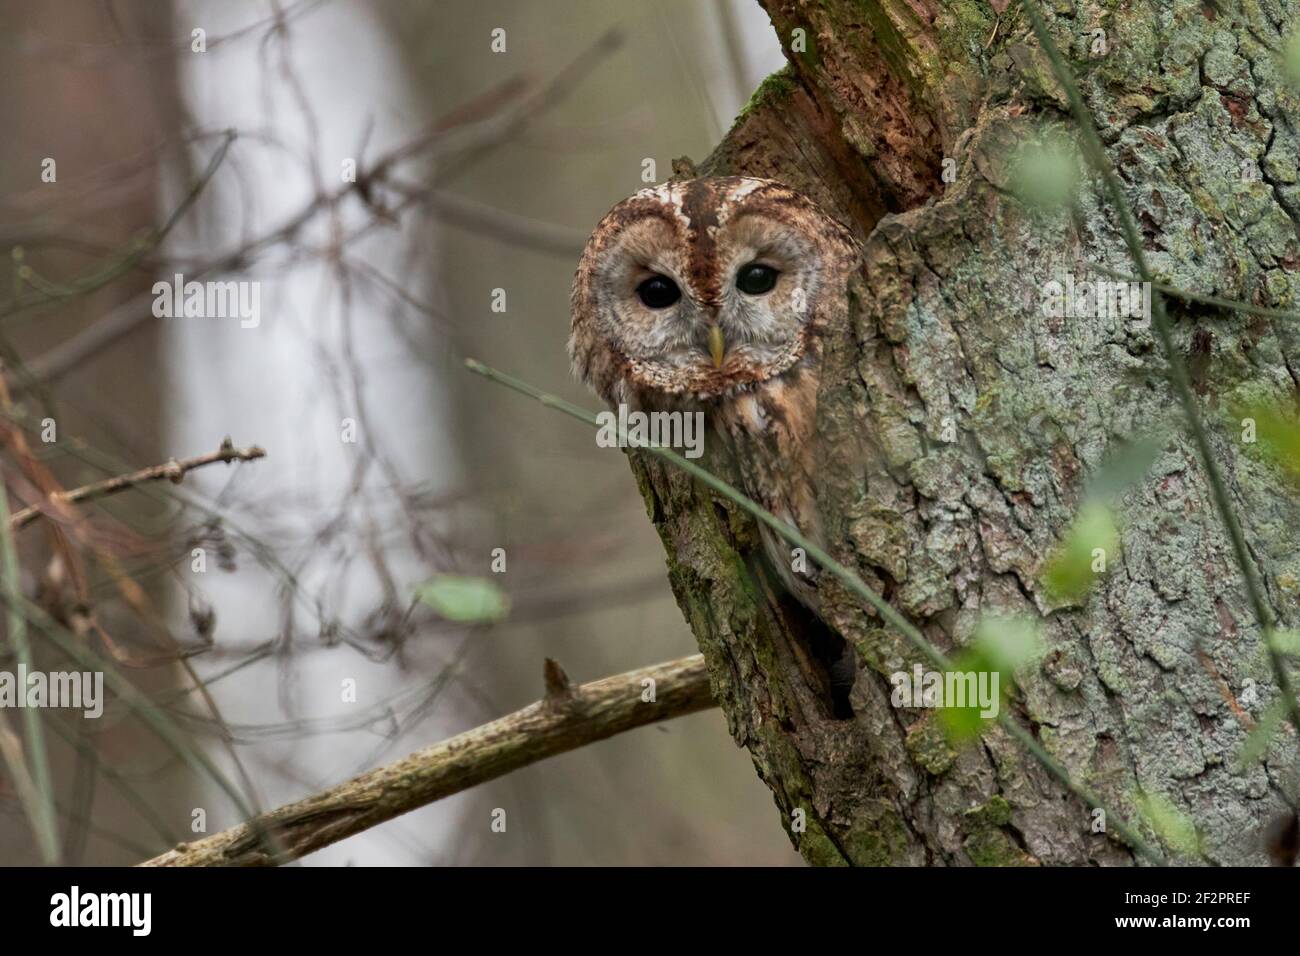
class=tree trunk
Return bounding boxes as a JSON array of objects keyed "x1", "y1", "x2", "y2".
[{"x1": 631, "y1": 0, "x2": 1300, "y2": 865}]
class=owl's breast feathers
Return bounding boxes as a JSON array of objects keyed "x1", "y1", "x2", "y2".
[{"x1": 713, "y1": 361, "x2": 824, "y2": 609}]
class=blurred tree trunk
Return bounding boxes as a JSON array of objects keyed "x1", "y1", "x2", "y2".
[{"x1": 636, "y1": 0, "x2": 1300, "y2": 865}]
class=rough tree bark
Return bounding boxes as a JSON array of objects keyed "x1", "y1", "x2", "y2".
[{"x1": 630, "y1": 0, "x2": 1300, "y2": 865}]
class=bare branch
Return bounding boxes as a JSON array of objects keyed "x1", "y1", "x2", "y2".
[
  {"x1": 10, "y1": 438, "x2": 266, "y2": 531},
  {"x1": 139, "y1": 654, "x2": 714, "y2": 867}
]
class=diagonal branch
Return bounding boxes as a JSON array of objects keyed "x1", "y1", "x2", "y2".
[
  {"x1": 139, "y1": 654, "x2": 714, "y2": 867},
  {"x1": 9, "y1": 437, "x2": 265, "y2": 531}
]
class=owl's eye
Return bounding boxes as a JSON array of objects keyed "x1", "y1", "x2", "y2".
[
  {"x1": 636, "y1": 274, "x2": 681, "y2": 309},
  {"x1": 736, "y1": 262, "x2": 779, "y2": 295}
]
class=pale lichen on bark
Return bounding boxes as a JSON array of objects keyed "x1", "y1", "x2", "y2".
[{"x1": 632, "y1": 0, "x2": 1300, "y2": 865}]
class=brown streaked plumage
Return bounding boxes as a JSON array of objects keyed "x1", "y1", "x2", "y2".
[{"x1": 569, "y1": 176, "x2": 861, "y2": 608}]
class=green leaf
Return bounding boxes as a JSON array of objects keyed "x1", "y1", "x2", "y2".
[
  {"x1": 1238, "y1": 401, "x2": 1300, "y2": 485},
  {"x1": 1237, "y1": 698, "x2": 1287, "y2": 768},
  {"x1": 1286, "y1": 32, "x2": 1300, "y2": 88},
  {"x1": 1134, "y1": 791, "x2": 1200, "y2": 857},
  {"x1": 1041, "y1": 502, "x2": 1120, "y2": 602},
  {"x1": 940, "y1": 616, "x2": 1043, "y2": 744},
  {"x1": 972, "y1": 615, "x2": 1044, "y2": 673},
  {"x1": 939, "y1": 694, "x2": 988, "y2": 743},
  {"x1": 1085, "y1": 436, "x2": 1163, "y2": 502},
  {"x1": 1010, "y1": 137, "x2": 1080, "y2": 209},
  {"x1": 1269, "y1": 629, "x2": 1300, "y2": 657},
  {"x1": 415, "y1": 575, "x2": 510, "y2": 623}
]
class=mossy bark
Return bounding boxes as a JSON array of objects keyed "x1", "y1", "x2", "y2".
[{"x1": 631, "y1": 0, "x2": 1300, "y2": 865}]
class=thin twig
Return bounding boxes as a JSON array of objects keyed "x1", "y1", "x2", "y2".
[
  {"x1": 0, "y1": 130, "x2": 237, "y2": 321},
  {"x1": 0, "y1": 410, "x2": 59, "y2": 863},
  {"x1": 6, "y1": 31, "x2": 623, "y2": 396},
  {"x1": 9, "y1": 438, "x2": 266, "y2": 531},
  {"x1": 138, "y1": 653, "x2": 714, "y2": 866},
  {"x1": 1088, "y1": 262, "x2": 1300, "y2": 321},
  {"x1": 5, "y1": 591, "x2": 275, "y2": 855},
  {"x1": 386, "y1": 181, "x2": 588, "y2": 257}
]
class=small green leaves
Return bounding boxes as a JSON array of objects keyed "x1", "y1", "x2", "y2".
[
  {"x1": 1237, "y1": 401, "x2": 1300, "y2": 485},
  {"x1": 415, "y1": 575, "x2": 510, "y2": 623},
  {"x1": 1084, "y1": 437, "x2": 1163, "y2": 501},
  {"x1": 1133, "y1": 791, "x2": 1201, "y2": 858},
  {"x1": 941, "y1": 615, "x2": 1043, "y2": 742},
  {"x1": 1268, "y1": 629, "x2": 1300, "y2": 657},
  {"x1": 1040, "y1": 438, "x2": 1163, "y2": 603},
  {"x1": 1010, "y1": 136, "x2": 1080, "y2": 209},
  {"x1": 939, "y1": 688, "x2": 990, "y2": 742},
  {"x1": 1238, "y1": 631, "x2": 1300, "y2": 768},
  {"x1": 1237, "y1": 698, "x2": 1287, "y2": 768},
  {"x1": 970, "y1": 615, "x2": 1044, "y2": 674},
  {"x1": 1041, "y1": 502, "x2": 1119, "y2": 603}
]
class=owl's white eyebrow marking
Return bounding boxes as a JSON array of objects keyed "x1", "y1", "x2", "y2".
[{"x1": 725, "y1": 178, "x2": 767, "y2": 203}]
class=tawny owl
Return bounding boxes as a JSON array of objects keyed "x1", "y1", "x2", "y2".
[{"x1": 568, "y1": 176, "x2": 861, "y2": 611}]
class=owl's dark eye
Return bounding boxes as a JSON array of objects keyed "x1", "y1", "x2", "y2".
[
  {"x1": 636, "y1": 274, "x2": 681, "y2": 309},
  {"x1": 736, "y1": 262, "x2": 779, "y2": 295}
]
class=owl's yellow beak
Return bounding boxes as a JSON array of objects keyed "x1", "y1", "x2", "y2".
[{"x1": 707, "y1": 324, "x2": 726, "y2": 369}]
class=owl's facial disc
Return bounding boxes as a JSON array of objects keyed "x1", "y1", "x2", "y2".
[
  {"x1": 570, "y1": 177, "x2": 857, "y2": 406},
  {"x1": 598, "y1": 215, "x2": 822, "y2": 399}
]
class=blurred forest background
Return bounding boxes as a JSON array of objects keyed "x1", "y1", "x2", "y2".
[{"x1": 0, "y1": 0, "x2": 799, "y2": 865}]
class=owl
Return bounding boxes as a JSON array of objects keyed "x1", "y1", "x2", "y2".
[{"x1": 568, "y1": 176, "x2": 861, "y2": 611}]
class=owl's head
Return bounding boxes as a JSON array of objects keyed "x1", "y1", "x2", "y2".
[{"x1": 569, "y1": 176, "x2": 858, "y2": 406}]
